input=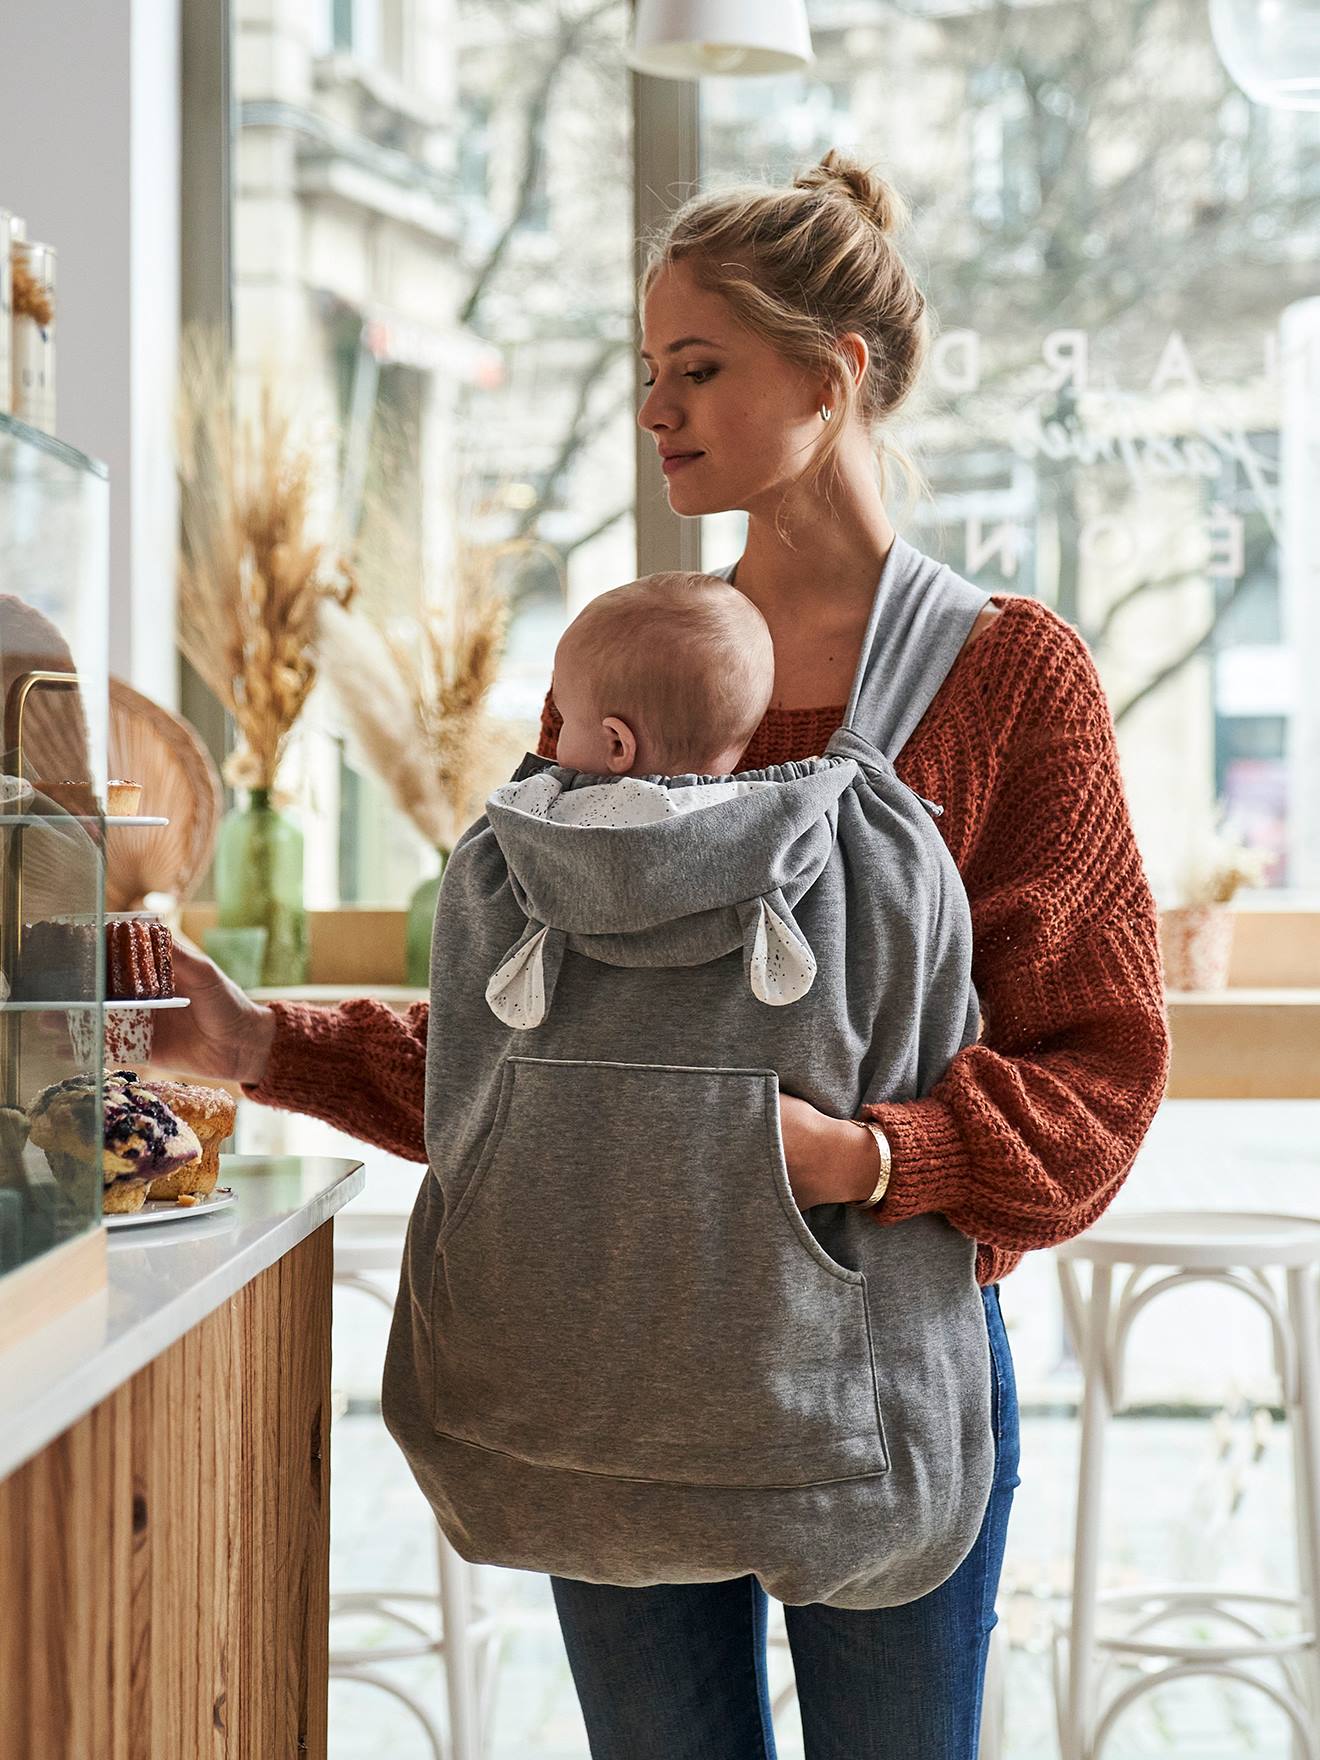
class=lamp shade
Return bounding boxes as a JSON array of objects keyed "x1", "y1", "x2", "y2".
[
  {"x1": 628, "y1": 0, "x2": 814, "y2": 78},
  {"x1": 1210, "y1": 0, "x2": 1320, "y2": 110}
]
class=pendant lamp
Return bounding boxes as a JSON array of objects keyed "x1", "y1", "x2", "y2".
[
  {"x1": 1210, "y1": 0, "x2": 1320, "y2": 109},
  {"x1": 628, "y1": 0, "x2": 814, "y2": 78}
]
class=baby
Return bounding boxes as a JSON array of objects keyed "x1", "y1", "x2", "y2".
[{"x1": 549, "y1": 570, "x2": 776, "y2": 784}]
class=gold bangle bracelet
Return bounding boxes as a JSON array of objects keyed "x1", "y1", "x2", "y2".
[{"x1": 849, "y1": 1117, "x2": 892, "y2": 1209}]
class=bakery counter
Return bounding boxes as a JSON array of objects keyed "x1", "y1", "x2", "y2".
[
  {"x1": 0, "y1": 1153, "x2": 364, "y2": 1759},
  {"x1": 0, "y1": 1154, "x2": 364, "y2": 1480}
]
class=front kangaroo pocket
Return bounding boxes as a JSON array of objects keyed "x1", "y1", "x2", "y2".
[{"x1": 430, "y1": 1057, "x2": 889, "y2": 1488}]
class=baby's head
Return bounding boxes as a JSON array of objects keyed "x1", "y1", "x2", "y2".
[{"x1": 552, "y1": 572, "x2": 774, "y2": 778}]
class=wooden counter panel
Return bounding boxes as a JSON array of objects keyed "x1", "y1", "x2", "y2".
[{"x1": 0, "y1": 1223, "x2": 333, "y2": 1760}]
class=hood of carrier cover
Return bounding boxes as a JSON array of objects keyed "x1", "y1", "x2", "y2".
[{"x1": 481, "y1": 756, "x2": 858, "y2": 1030}]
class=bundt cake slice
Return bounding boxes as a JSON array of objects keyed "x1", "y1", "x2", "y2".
[{"x1": 105, "y1": 917, "x2": 175, "y2": 1000}]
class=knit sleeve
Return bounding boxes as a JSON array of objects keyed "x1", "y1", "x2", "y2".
[
  {"x1": 865, "y1": 614, "x2": 1170, "y2": 1282},
  {"x1": 537, "y1": 686, "x2": 561, "y2": 759},
  {"x1": 242, "y1": 996, "x2": 430, "y2": 1162},
  {"x1": 237, "y1": 692, "x2": 563, "y2": 1158}
]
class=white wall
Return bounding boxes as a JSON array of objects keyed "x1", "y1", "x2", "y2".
[{"x1": 0, "y1": 0, "x2": 181, "y2": 703}]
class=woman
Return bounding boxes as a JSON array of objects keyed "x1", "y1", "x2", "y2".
[{"x1": 159, "y1": 153, "x2": 1169, "y2": 1757}]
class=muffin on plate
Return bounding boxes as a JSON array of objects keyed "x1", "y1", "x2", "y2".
[
  {"x1": 102, "y1": 1176, "x2": 149, "y2": 1214},
  {"x1": 139, "y1": 1079, "x2": 236, "y2": 1199},
  {"x1": 28, "y1": 1070, "x2": 202, "y2": 1213}
]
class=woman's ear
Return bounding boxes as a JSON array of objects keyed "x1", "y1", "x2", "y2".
[
  {"x1": 814, "y1": 336, "x2": 868, "y2": 420},
  {"x1": 836, "y1": 333, "x2": 869, "y2": 392}
]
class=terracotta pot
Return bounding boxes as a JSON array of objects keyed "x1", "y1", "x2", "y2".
[{"x1": 1160, "y1": 904, "x2": 1236, "y2": 991}]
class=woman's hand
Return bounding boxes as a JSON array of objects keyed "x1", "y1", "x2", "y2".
[
  {"x1": 778, "y1": 1093, "x2": 882, "y2": 1211},
  {"x1": 149, "y1": 938, "x2": 278, "y2": 1087}
]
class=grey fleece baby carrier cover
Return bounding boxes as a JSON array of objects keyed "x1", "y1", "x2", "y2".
[{"x1": 383, "y1": 536, "x2": 993, "y2": 1610}]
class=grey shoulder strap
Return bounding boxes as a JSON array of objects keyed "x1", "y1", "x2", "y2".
[
  {"x1": 842, "y1": 536, "x2": 988, "y2": 759},
  {"x1": 713, "y1": 536, "x2": 988, "y2": 761}
]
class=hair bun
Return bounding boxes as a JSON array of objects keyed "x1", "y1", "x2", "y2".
[{"x1": 794, "y1": 151, "x2": 907, "y2": 234}]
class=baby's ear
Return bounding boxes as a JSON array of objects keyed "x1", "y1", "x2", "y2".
[{"x1": 603, "y1": 716, "x2": 637, "y2": 773}]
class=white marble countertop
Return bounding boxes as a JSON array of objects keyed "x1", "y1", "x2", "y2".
[{"x1": 0, "y1": 1154, "x2": 364, "y2": 1483}]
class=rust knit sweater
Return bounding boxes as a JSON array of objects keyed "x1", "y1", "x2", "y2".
[{"x1": 245, "y1": 592, "x2": 1170, "y2": 1285}]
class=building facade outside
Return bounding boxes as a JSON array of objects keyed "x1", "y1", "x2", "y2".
[{"x1": 231, "y1": 0, "x2": 1320, "y2": 906}]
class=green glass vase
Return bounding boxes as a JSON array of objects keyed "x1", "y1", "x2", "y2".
[
  {"x1": 405, "y1": 848, "x2": 448, "y2": 988},
  {"x1": 214, "y1": 788, "x2": 309, "y2": 986}
]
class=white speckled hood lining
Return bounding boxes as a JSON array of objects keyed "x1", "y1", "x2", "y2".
[
  {"x1": 481, "y1": 761, "x2": 857, "y2": 1029},
  {"x1": 489, "y1": 770, "x2": 778, "y2": 827}
]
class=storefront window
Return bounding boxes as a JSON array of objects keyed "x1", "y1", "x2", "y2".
[
  {"x1": 231, "y1": 0, "x2": 633, "y2": 905},
  {"x1": 700, "y1": 0, "x2": 1320, "y2": 899}
]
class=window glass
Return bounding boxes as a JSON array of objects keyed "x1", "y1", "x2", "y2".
[
  {"x1": 230, "y1": 0, "x2": 633, "y2": 905},
  {"x1": 699, "y1": 0, "x2": 1320, "y2": 897}
]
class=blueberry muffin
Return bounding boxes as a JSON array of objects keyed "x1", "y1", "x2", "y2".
[{"x1": 28, "y1": 1070, "x2": 202, "y2": 1212}]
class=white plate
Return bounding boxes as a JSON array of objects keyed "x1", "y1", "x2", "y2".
[
  {"x1": 105, "y1": 1184, "x2": 236, "y2": 1231},
  {"x1": 107, "y1": 997, "x2": 190, "y2": 1010}
]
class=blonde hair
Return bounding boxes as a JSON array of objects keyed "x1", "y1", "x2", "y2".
[
  {"x1": 641, "y1": 150, "x2": 928, "y2": 503},
  {"x1": 559, "y1": 572, "x2": 774, "y2": 772}
]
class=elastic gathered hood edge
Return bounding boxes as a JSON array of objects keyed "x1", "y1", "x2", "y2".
[{"x1": 483, "y1": 755, "x2": 858, "y2": 1029}]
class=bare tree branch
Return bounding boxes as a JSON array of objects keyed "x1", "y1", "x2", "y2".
[
  {"x1": 1089, "y1": 564, "x2": 1200, "y2": 646},
  {"x1": 563, "y1": 500, "x2": 631, "y2": 557},
  {"x1": 1113, "y1": 571, "x2": 1254, "y2": 724},
  {"x1": 514, "y1": 338, "x2": 630, "y2": 538},
  {"x1": 459, "y1": 0, "x2": 625, "y2": 328},
  {"x1": 460, "y1": 69, "x2": 555, "y2": 327}
]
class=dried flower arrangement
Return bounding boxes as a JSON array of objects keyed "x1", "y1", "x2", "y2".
[
  {"x1": 11, "y1": 254, "x2": 53, "y2": 326},
  {"x1": 319, "y1": 542, "x2": 536, "y2": 855},
  {"x1": 175, "y1": 334, "x2": 356, "y2": 794},
  {"x1": 1179, "y1": 812, "x2": 1271, "y2": 908}
]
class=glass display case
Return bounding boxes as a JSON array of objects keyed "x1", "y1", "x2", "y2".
[{"x1": 0, "y1": 411, "x2": 109, "y2": 1277}]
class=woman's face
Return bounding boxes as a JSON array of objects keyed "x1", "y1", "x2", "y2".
[{"x1": 638, "y1": 261, "x2": 828, "y2": 520}]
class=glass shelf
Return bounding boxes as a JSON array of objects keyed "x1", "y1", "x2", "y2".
[
  {"x1": 0, "y1": 411, "x2": 108, "y2": 482},
  {"x1": 0, "y1": 816, "x2": 167, "y2": 830},
  {"x1": 0, "y1": 998, "x2": 189, "y2": 1013}
]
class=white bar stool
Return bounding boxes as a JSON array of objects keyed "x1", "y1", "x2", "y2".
[
  {"x1": 1054, "y1": 1210, "x2": 1320, "y2": 1760},
  {"x1": 330, "y1": 1210, "x2": 513, "y2": 1760}
]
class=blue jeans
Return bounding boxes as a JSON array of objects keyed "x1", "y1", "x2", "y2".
[{"x1": 551, "y1": 1284, "x2": 1020, "y2": 1760}]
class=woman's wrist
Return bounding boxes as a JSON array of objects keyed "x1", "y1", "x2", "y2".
[
  {"x1": 848, "y1": 1117, "x2": 892, "y2": 1208},
  {"x1": 829, "y1": 1113, "x2": 888, "y2": 1205},
  {"x1": 238, "y1": 1003, "x2": 279, "y2": 1088}
]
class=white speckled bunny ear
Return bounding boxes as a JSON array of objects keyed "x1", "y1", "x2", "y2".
[
  {"x1": 738, "y1": 893, "x2": 817, "y2": 1006},
  {"x1": 485, "y1": 922, "x2": 566, "y2": 1029}
]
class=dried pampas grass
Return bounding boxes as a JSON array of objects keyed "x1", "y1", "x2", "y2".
[
  {"x1": 320, "y1": 548, "x2": 534, "y2": 853},
  {"x1": 176, "y1": 332, "x2": 356, "y2": 792}
]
